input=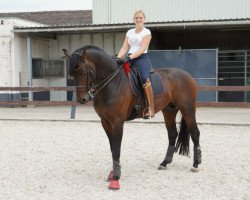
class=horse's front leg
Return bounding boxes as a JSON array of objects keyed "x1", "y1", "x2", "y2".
[
  {"x1": 101, "y1": 119, "x2": 113, "y2": 154},
  {"x1": 101, "y1": 119, "x2": 124, "y2": 190},
  {"x1": 101, "y1": 119, "x2": 116, "y2": 182},
  {"x1": 108, "y1": 122, "x2": 124, "y2": 190}
]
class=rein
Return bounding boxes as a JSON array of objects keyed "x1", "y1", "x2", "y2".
[{"x1": 88, "y1": 65, "x2": 123, "y2": 98}]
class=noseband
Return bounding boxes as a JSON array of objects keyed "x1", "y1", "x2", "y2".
[
  {"x1": 72, "y1": 52, "x2": 123, "y2": 98},
  {"x1": 74, "y1": 62, "x2": 94, "y2": 97}
]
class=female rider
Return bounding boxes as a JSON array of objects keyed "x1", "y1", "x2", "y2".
[{"x1": 117, "y1": 10, "x2": 154, "y2": 118}]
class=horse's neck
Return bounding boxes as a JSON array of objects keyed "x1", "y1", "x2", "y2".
[
  {"x1": 89, "y1": 52, "x2": 117, "y2": 82},
  {"x1": 96, "y1": 62, "x2": 116, "y2": 75},
  {"x1": 93, "y1": 71, "x2": 128, "y2": 106}
]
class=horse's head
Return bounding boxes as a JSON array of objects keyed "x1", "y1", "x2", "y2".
[{"x1": 63, "y1": 48, "x2": 93, "y2": 104}]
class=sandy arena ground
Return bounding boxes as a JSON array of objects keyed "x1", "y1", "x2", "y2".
[{"x1": 0, "y1": 107, "x2": 249, "y2": 200}]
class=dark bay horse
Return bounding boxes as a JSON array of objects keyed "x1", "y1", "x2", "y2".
[{"x1": 63, "y1": 46, "x2": 202, "y2": 190}]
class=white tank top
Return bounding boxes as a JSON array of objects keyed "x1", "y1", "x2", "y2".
[{"x1": 126, "y1": 27, "x2": 151, "y2": 54}]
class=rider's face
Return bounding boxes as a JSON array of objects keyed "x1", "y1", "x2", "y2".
[{"x1": 133, "y1": 13, "x2": 145, "y2": 26}]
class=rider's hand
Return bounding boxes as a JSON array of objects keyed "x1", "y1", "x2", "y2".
[
  {"x1": 123, "y1": 56, "x2": 130, "y2": 64},
  {"x1": 112, "y1": 56, "x2": 124, "y2": 65},
  {"x1": 112, "y1": 56, "x2": 131, "y2": 65}
]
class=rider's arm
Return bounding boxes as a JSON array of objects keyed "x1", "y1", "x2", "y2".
[{"x1": 117, "y1": 36, "x2": 130, "y2": 58}]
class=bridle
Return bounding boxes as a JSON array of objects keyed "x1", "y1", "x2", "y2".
[
  {"x1": 74, "y1": 61, "x2": 94, "y2": 97},
  {"x1": 72, "y1": 52, "x2": 123, "y2": 98}
]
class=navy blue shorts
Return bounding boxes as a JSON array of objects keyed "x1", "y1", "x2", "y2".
[{"x1": 129, "y1": 53, "x2": 152, "y2": 84}]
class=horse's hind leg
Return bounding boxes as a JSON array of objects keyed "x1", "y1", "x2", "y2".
[
  {"x1": 189, "y1": 121, "x2": 202, "y2": 172},
  {"x1": 158, "y1": 108, "x2": 179, "y2": 170},
  {"x1": 180, "y1": 106, "x2": 202, "y2": 172}
]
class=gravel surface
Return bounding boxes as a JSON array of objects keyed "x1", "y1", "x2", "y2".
[{"x1": 0, "y1": 120, "x2": 249, "y2": 200}]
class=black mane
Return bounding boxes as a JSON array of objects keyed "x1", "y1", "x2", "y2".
[
  {"x1": 75, "y1": 45, "x2": 102, "y2": 53},
  {"x1": 68, "y1": 45, "x2": 103, "y2": 73},
  {"x1": 69, "y1": 45, "x2": 118, "y2": 72}
]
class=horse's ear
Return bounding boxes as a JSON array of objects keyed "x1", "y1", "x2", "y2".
[
  {"x1": 79, "y1": 49, "x2": 85, "y2": 57},
  {"x1": 62, "y1": 49, "x2": 71, "y2": 60}
]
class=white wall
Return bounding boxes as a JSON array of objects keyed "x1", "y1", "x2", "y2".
[
  {"x1": 14, "y1": 36, "x2": 27, "y2": 87},
  {"x1": 0, "y1": 21, "x2": 13, "y2": 86},
  {"x1": 0, "y1": 18, "x2": 44, "y2": 87},
  {"x1": 0, "y1": 18, "x2": 71, "y2": 101},
  {"x1": 93, "y1": 0, "x2": 250, "y2": 24}
]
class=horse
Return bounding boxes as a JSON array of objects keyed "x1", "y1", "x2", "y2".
[{"x1": 63, "y1": 46, "x2": 202, "y2": 190}]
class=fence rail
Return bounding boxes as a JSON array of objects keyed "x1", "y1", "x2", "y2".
[
  {"x1": 0, "y1": 86, "x2": 250, "y2": 107},
  {"x1": 197, "y1": 86, "x2": 250, "y2": 91},
  {"x1": 0, "y1": 86, "x2": 77, "y2": 92},
  {"x1": 0, "y1": 101, "x2": 78, "y2": 106}
]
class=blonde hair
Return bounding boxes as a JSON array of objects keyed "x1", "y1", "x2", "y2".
[{"x1": 133, "y1": 10, "x2": 145, "y2": 19}]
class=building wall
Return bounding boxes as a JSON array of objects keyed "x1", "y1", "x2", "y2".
[
  {"x1": 14, "y1": 36, "x2": 27, "y2": 87},
  {"x1": 0, "y1": 18, "x2": 47, "y2": 100},
  {"x1": 0, "y1": 18, "x2": 43, "y2": 87},
  {"x1": 0, "y1": 18, "x2": 70, "y2": 101},
  {"x1": 50, "y1": 32, "x2": 125, "y2": 58},
  {"x1": 14, "y1": 37, "x2": 50, "y2": 86},
  {"x1": 0, "y1": 21, "x2": 13, "y2": 87},
  {"x1": 93, "y1": 0, "x2": 250, "y2": 24}
]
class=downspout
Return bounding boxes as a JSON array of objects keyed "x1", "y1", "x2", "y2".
[
  {"x1": 9, "y1": 33, "x2": 14, "y2": 86},
  {"x1": 27, "y1": 37, "x2": 33, "y2": 101},
  {"x1": 9, "y1": 31, "x2": 15, "y2": 100}
]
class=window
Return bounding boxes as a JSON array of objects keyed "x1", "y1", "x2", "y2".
[
  {"x1": 32, "y1": 58, "x2": 44, "y2": 78},
  {"x1": 32, "y1": 59, "x2": 65, "y2": 78},
  {"x1": 43, "y1": 60, "x2": 65, "y2": 77}
]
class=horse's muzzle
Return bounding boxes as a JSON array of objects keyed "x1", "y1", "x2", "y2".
[{"x1": 77, "y1": 93, "x2": 91, "y2": 104}]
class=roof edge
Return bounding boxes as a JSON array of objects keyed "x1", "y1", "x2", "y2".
[{"x1": 14, "y1": 18, "x2": 250, "y2": 33}]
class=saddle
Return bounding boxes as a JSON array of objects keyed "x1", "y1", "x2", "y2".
[
  {"x1": 128, "y1": 67, "x2": 165, "y2": 97},
  {"x1": 123, "y1": 62, "x2": 165, "y2": 120}
]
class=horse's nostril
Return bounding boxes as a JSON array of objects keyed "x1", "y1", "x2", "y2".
[
  {"x1": 77, "y1": 97, "x2": 86, "y2": 104},
  {"x1": 82, "y1": 98, "x2": 87, "y2": 102}
]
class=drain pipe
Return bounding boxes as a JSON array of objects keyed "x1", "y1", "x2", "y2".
[{"x1": 27, "y1": 37, "x2": 33, "y2": 101}]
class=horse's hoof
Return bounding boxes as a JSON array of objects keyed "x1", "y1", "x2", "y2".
[
  {"x1": 191, "y1": 167, "x2": 199, "y2": 173},
  {"x1": 108, "y1": 180, "x2": 120, "y2": 190},
  {"x1": 158, "y1": 165, "x2": 167, "y2": 170},
  {"x1": 107, "y1": 170, "x2": 114, "y2": 182}
]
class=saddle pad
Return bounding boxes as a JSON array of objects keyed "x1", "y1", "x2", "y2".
[{"x1": 127, "y1": 67, "x2": 165, "y2": 97}]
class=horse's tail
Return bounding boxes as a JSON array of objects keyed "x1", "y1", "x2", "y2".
[{"x1": 175, "y1": 116, "x2": 190, "y2": 156}]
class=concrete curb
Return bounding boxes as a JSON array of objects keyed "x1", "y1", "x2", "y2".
[{"x1": 1, "y1": 118, "x2": 250, "y2": 127}]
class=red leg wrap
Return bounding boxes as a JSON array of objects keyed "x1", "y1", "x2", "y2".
[{"x1": 108, "y1": 180, "x2": 120, "y2": 190}]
